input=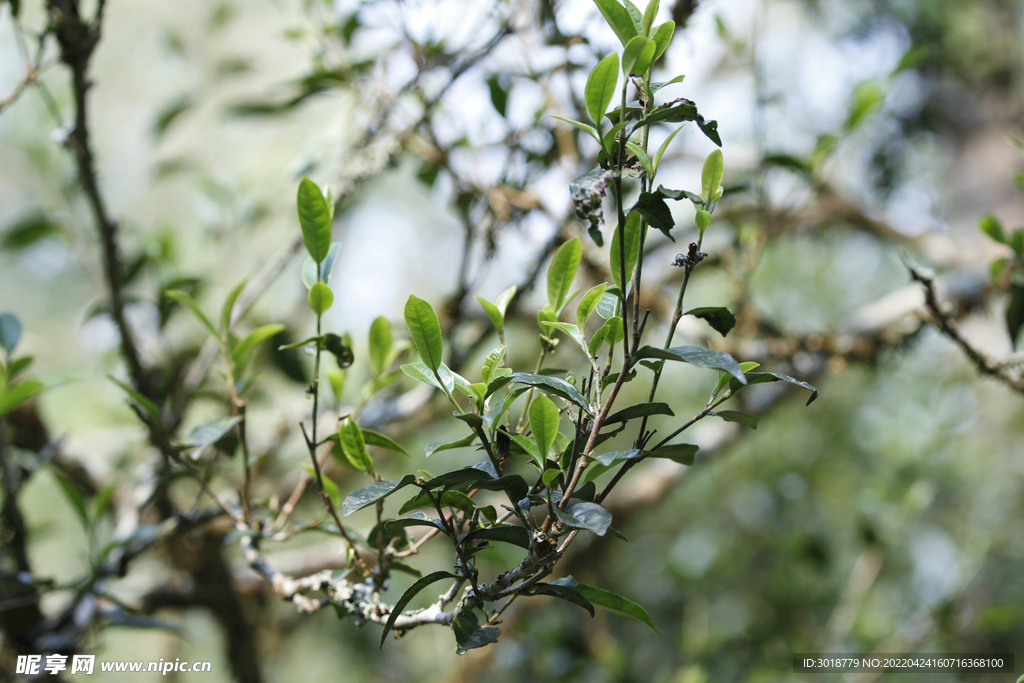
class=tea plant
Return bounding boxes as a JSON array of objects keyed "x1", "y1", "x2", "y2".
[{"x1": 135, "y1": 0, "x2": 818, "y2": 653}]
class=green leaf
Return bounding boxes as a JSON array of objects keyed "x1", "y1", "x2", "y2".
[
  {"x1": 401, "y1": 362, "x2": 445, "y2": 391},
  {"x1": 650, "y1": 20, "x2": 675, "y2": 61},
  {"x1": 399, "y1": 489, "x2": 476, "y2": 516},
  {"x1": 165, "y1": 290, "x2": 218, "y2": 339},
  {"x1": 343, "y1": 475, "x2": 417, "y2": 517},
  {"x1": 554, "y1": 501, "x2": 612, "y2": 536},
  {"x1": 339, "y1": 417, "x2": 374, "y2": 474},
  {"x1": 845, "y1": 81, "x2": 884, "y2": 132},
  {"x1": 507, "y1": 431, "x2": 543, "y2": 466},
  {"x1": 425, "y1": 432, "x2": 477, "y2": 457},
  {"x1": 220, "y1": 278, "x2": 247, "y2": 333},
  {"x1": 1010, "y1": 229, "x2": 1024, "y2": 258},
  {"x1": 649, "y1": 443, "x2": 698, "y2": 465},
  {"x1": 642, "y1": 0, "x2": 659, "y2": 34},
  {"x1": 308, "y1": 282, "x2": 333, "y2": 315},
  {"x1": 610, "y1": 211, "x2": 642, "y2": 290},
  {"x1": 590, "y1": 317, "x2": 623, "y2": 357},
  {"x1": 695, "y1": 209, "x2": 711, "y2": 236},
  {"x1": 422, "y1": 466, "x2": 494, "y2": 489},
  {"x1": 727, "y1": 371, "x2": 819, "y2": 405},
  {"x1": 592, "y1": 448, "x2": 645, "y2": 466},
  {"x1": 384, "y1": 512, "x2": 444, "y2": 533},
  {"x1": 574, "y1": 583, "x2": 660, "y2": 634},
  {"x1": 576, "y1": 284, "x2": 608, "y2": 330},
  {"x1": 547, "y1": 238, "x2": 582, "y2": 314},
  {"x1": 485, "y1": 372, "x2": 591, "y2": 414},
  {"x1": 0, "y1": 379, "x2": 44, "y2": 417},
  {"x1": 979, "y1": 214, "x2": 1006, "y2": 244},
  {"x1": 108, "y1": 376, "x2": 162, "y2": 430},
  {"x1": 380, "y1": 571, "x2": 458, "y2": 648},
  {"x1": 633, "y1": 193, "x2": 674, "y2": 240},
  {"x1": 184, "y1": 416, "x2": 242, "y2": 449},
  {"x1": 0, "y1": 312, "x2": 22, "y2": 354},
  {"x1": 232, "y1": 324, "x2": 285, "y2": 364},
  {"x1": 1007, "y1": 283, "x2": 1024, "y2": 350},
  {"x1": 452, "y1": 611, "x2": 501, "y2": 654},
  {"x1": 459, "y1": 525, "x2": 530, "y2": 549},
  {"x1": 585, "y1": 52, "x2": 621, "y2": 125},
  {"x1": 592, "y1": 0, "x2": 638, "y2": 46},
  {"x1": 524, "y1": 578, "x2": 595, "y2": 617},
  {"x1": 652, "y1": 125, "x2": 685, "y2": 173},
  {"x1": 362, "y1": 428, "x2": 409, "y2": 456},
  {"x1": 712, "y1": 410, "x2": 759, "y2": 429},
  {"x1": 302, "y1": 465, "x2": 340, "y2": 502},
  {"x1": 53, "y1": 469, "x2": 89, "y2": 530},
  {"x1": 604, "y1": 402, "x2": 674, "y2": 424},
  {"x1": 622, "y1": 35, "x2": 656, "y2": 76},
  {"x1": 481, "y1": 344, "x2": 506, "y2": 385},
  {"x1": 296, "y1": 177, "x2": 333, "y2": 263},
  {"x1": 684, "y1": 306, "x2": 736, "y2": 336},
  {"x1": 542, "y1": 321, "x2": 589, "y2": 355},
  {"x1": 301, "y1": 241, "x2": 342, "y2": 289},
  {"x1": 472, "y1": 473, "x2": 530, "y2": 503},
  {"x1": 697, "y1": 116, "x2": 722, "y2": 147},
  {"x1": 550, "y1": 115, "x2": 600, "y2": 143},
  {"x1": 622, "y1": 0, "x2": 644, "y2": 32},
  {"x1": 368, "y1": 316, "x2": 393, "y2": 376},
  {"x1": 633, "y1": 345, "x2": 746, "y2": 382},
  {"x1": 323, "y1": 333, "x2": 354, "y2": 368},
  {"x1": 701, "y1": 149, "x2": 724, "y2": 205},
  {"x1": 404, "y1": 295, "x2": 444, "y2": 372},
  {"x1": 625, "y1": 142, "x2": 653, "y2": 177},
  {"x1": 529, "y1": 394, "x2": 561, "y2": 461}
]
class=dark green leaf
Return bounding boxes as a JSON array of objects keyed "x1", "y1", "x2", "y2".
[
  {"x1": 711, "y1": 410, "x2": 759, "y2": 429},
  {"x1": 471, "y1": 474, "x2": 530, "y2": 504},
  {"x1": 554, "y1": 501, "x2": 612, "y2": 536},
  {"x1": 697, "y1": 116, "x2": 722, "y2": 147},
  {"x1": 422, "y1": 467, "x2": 494, "y2": 490},
  {"x1": 1007, "y1": 283, "x2": 1024, "y2": 349},
  {"x1": 486, "y1": 74, "x2": 508, "y2": 117},
  {"x1": 684, "y1": 307, "x2": 736, "y2": 336},
  {"x1": 425, "y1": 432, "x2": 477, "y2": 457},
  {"x1": 398, "y1": 489, "x2": 476, "y2": 516},
  {"x1": 633, "y1": 193, "x2": 674, "y2": 240},
  {"x1": 524, "y1": 580, "x2": 595, "y2": 617},
  {"x1": 728, "y1": 371, "x2": 819, "y2": 405},
  {"x1": 574, "y1": 583, "x2": 660, "y2": 634},
  {"x1": 592, "y1": 448, "x2": 645, "y2": 466},
  {"x1": 649, "y1": 443, "x2": 698, "y2": 465},
  {"x1": 611, "y1": 211, "x2": 642, "y2": 290},
  {"x1": 453, "y1": 611, "x2": 501, "y2": 654},
  {"x1": 108, "y1": 376, "x2": 162, "y2": 430},
  {"x1": 342, "y1": 475, "x2": 416, "y2": 517},
  {"x1": 323, "y1": 333, "x2": 354, "y2": 368},
  {"x1": 485, "y1": 373, "x2": 590, "y2": 414},
  {"x1": 633, "y1": 345, "x2": 746, "y2": 382},
  {"x1": 297, "y1": 177, "x2": 333, "y2": 263},
  {"x1": 459, "y1": 525, "x2": 530, "y2": 549},
  {"x1": 604, "y1": 403, "x2": 674, "y2": 424},
  {"x1": 384, "y1": 512, "x2": 444, "y2": 532},
  {"x1": 380, "y1": 571, "x2": 457, "y2": 648},
  {"x1": 636, "y1": 97, "x2": 697, "y2": 127}
]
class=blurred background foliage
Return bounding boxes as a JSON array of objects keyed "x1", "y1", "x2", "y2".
[{"x1": 2, "y1": 0, "x2": 1024, "y2": 681}]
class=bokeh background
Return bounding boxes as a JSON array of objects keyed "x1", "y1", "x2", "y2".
[{"x1": 2, "y1": 0, "x2": 1024, "y2": 681}]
